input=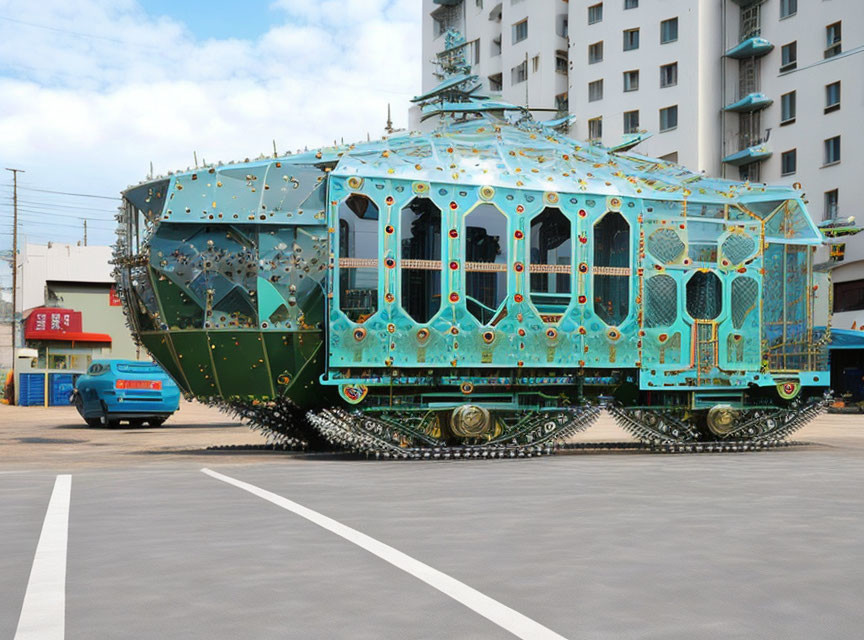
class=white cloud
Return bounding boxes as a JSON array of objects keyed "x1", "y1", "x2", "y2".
[{"x1": 0, "y1": 0, "x2": 420, "y2": 246}]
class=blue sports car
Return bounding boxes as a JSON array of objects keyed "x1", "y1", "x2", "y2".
[{"x1": 72, "y1": 360, "x2": 180, "y2": 427}]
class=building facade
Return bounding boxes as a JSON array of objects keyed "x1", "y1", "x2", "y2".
[
  {"x1": 419, "y1": 0, "x2": 570, "y2": 120},
  {"x1": 9, "y1": 243, "x2": 143, "y2": 405},
  {"x1": 421, "y1": 0, "x2": 864, "y2": 398}
]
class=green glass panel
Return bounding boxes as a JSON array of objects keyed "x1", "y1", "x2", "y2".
[
  {"x1": 209, "y1": 332, "x2": 273, "y2": 398},
  {"x1": 169, "y1": 332, "x2": 219, "y2": 396},
  {"x1": 139, "y1": 333, "x2": 186, "y2": 391}
]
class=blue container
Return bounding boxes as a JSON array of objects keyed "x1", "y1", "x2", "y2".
[
  {"x1": 18, "y1": 373, "x2": 46, "y2": 406},
  {"x1": 49, "y1": 373, "x2": 75, "y2": 407}
]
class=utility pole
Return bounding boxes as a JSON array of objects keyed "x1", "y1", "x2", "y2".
[
  {"x1": 83, "y1": 219, "x2": 88, "y2": 246},
  {"x1": 5, "y1": 168, "x2": 24, "y2": 365}
]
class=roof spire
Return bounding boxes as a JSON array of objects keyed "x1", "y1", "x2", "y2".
[{"x1": 385, "y1": 103, "x2": 394, "y2": 135}]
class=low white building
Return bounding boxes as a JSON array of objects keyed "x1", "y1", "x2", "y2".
[{"x1": 10, "y1": 243, "x2": 143, "y2": 404}]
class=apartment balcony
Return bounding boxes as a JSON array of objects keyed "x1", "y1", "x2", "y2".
[
  {"x1": 725, "y1": 37, "x2": 774, "y2": 59},
  {"x1": 728, "y1": 0, "x2": 762, "y2": 5},
  {"x1": 722, "y1": 143, "x2": 772, "y2": 167},
  {"x1": 433, "y1": 0, "x2": 463, "y2": 5},
  {"x1": 723, "y1": 93, "x2": 773, "y2": 113}
]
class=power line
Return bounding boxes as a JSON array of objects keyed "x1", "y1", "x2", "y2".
[
  {"x1": 0, "y1": 216, "x2": 115, "y2": 230},
  {"x1": 0, "y1": 208, "x2": 116, "y2": 223},
  {"x1": 0, "y1": 15, "x2": 159, "y2": 50},
  {"x1": 4, "y1": 198, "x2": 118, "y2": 214},
  {"x1": 0, "y1": 184, "x2": 119, "y2": 200}
]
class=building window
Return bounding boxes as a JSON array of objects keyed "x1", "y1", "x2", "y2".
[
  {"x1": 555, "y1": 50, "x2": 568, "y2": 74},
  {"x1": 834, "y1": 279, "x2": 864, "y2": 313},
  {"x1": 780, "y1": 0, "x2": 797, "y2": 18},
  {"x1": 738, "y1": 57, "x2": 759, "y2": 96},
  {"x1": 511, "y1": 60, "x2": 527, "y2": 85},
  {"x1": 781, "y1": 149, "x2": 796, "y2": 176},
  {"x1": 824, "y1": 189, "x2": 839, "y2": 220},
  {"x1": 588, "y1": 79, "x2": 604, "y2": 102},
  {"x1": 555, "y1": 93, "x2": 569, "y2": 113},
  {"x1": 825, "y1": 81, "x2": 841, "y2": 112},
  {"x1": 740, "y1": 5, "x2": 761, "y2": 40},
  {"x1": 557, "y1": 16, "x2": 568, "y2": 38},
  {"x1": 624, "y1": 0, "x2": 638, "y2": 9},
  {"x1": 660, "y1": 18, "x2": 678, "y2": 44},
  {"x1": 739, "y1": 162, "x2": 760, "y2": 183},
  {"x1": 659, "y1": 105, "x2": 678, "y2": 132},
  {"x1": 780, "y1": 91, "x2": 796, "y2": 124},
  {"x1": 488, "y1": 73, "x2": 503, "y2": 92},
  {"x1": 589, "y1": 41, "x2": 604, "y2": 64},
  {"x1": 623, "y1": 69, "x2": 639, "y2": 92},
  {"x1": 588, "y1": 117, "x2": 603, "y2": 141},
  {"x1": 780, "y1": 42, "x2": 797, "y2": 72},
  {"x1": 624, "y1": 110, "x2": 640, "y2": 134},
  {"x1": 532, "y1": 55, "x2": 540, "y2": 72},
  {"x1": 513, "y1": 19, "x2": 528, "y2": 44},
  {"x1": 824, "y1": 136, "x2": 841, "y2": 165},
  {"x1": 467, "y1": 39, "x2": 481, "y2": 65},
  {"x1": 660, "y1": 62, "x2": 677, "y2": 88},
  {"x1": 825, "y1": 22, "x2": 841, "y2": 58},
  {"x1": 659, "y1": 152, "x2": 678, "y2": 163},
  {"x1": 623, "y1": 28, "x2": 640, "y2": 51},
  {"x1": 588, "y1": 3, "x2": 603, "y2": 25}
]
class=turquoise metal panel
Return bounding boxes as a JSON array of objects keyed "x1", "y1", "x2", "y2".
[
  {"x1": 723, "y1": 93, "x2": 773, "y2": 113},
  {"x1": 725, "y1": 37, "x2": 774, "y2": 59}
]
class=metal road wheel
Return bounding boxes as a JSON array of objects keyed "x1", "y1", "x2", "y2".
[
  {"x1": 706, "y1": 405, "x2": 739, "y2": 437},
  {"x1": 450, "y1": 405, "x2": 492, "y2": 438}
]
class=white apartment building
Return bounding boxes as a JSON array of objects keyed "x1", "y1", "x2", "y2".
[
  {"x1": 420, "y1": 0, "x2": 864, "y2": 338},
  {"x1": 419, "y1": 0, "x2": 570, "y2": 118}
]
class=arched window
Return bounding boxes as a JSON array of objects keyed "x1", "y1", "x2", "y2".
[
  {"x1": 593, "y1": 211, "x2": 630, "y2": 326},
  {"x1": 529, "y1": 208, "x2": 572, "y2": 321},
  {"x1": 400, "y1": 198, "x2": 442, "y2": 324},
  {"x1": 464, "y1": 204, "x2": 508, "y2": 325},
  {"x1": 338, "y1": 194, "x2": 379, "y2": 323},
  {"x1": 686, "y1": 271, "x2": 723, "y2": 320}
]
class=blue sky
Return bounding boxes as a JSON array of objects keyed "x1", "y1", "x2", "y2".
[
  {"x1": 0, "y1": 0, "x2": 420, "y2": 272},
  {"x1": 140, "y1": 0, "x2": 278, "y2": 40}
]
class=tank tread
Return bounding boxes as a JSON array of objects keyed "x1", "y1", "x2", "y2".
[
  {"x1": 213, "y1": 396, "x2": 325, "y2": 450},
  {"x1": 608, "y1": 394, "x2": 830, "y2": 445},
  {"x1": 307, "y1": 405, "x2": 601, "y2": 459},
  {"x1": 607, "y1": 405, "x2": 700, "y2": 444}
]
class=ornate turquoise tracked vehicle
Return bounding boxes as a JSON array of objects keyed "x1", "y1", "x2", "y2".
[{"x1": 113, "y1": 37, "x2": 834, "y2": 457}]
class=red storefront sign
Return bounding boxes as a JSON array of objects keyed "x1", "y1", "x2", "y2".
[{"x1": 24, "y1": 308, "x2": 112, "y2": 343}]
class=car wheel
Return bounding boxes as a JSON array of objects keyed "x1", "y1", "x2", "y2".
[
  {"x1": 106, "y1": 419, "x2": 122, "y2": 429},
  {"x1": 85, "y1": 417, "x2": 102, "y2": 428}
]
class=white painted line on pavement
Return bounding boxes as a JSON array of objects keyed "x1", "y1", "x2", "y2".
[
  {"x1": 202, "y1": 468, "x2": 567, "y2": 640},
  {"x1": 15, "y1": 474, "x2": 71, "y2": 640}
]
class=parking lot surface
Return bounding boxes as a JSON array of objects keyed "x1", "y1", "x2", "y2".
[{"x1": 2, "y1": 405, "x2": 863, "y2": 639}]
